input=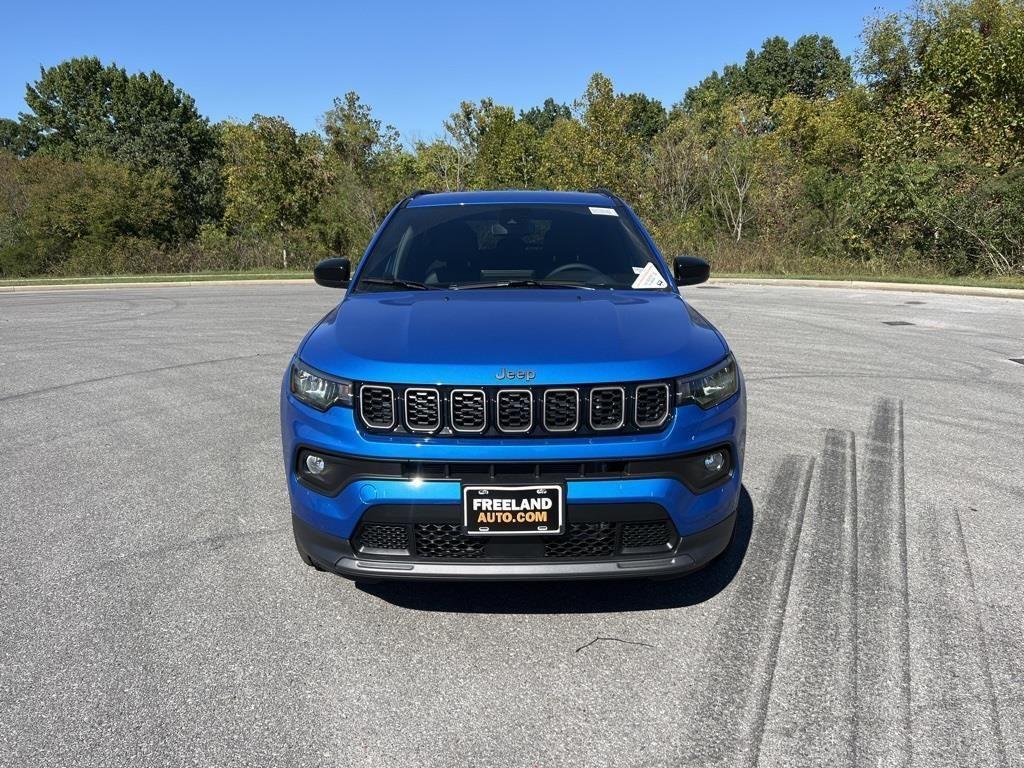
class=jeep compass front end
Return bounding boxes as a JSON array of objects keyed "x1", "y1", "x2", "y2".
[{"x1": 281, "y1": 190, "x2": 745, "y2": 580}]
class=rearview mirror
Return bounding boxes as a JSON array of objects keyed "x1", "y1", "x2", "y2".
[
  {"x1": 314, "y1": 258, "x2": 350, "y2": 288},
  {"x1": 673, "y1": 256, "x2": 710, "y2": 286}
]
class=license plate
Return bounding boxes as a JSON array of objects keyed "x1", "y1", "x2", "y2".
[{"x1": 462, "y1": 485, "x2": 564, "y2": 536}]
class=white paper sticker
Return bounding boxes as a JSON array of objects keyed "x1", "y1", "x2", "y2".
[
  {"x1": 589, "y1": 206, "x2": 618, "y2": 216},
  {"x1": 632, "y1": 266, "x2": 645, "y2": 275},
  {"x1": 631, "y1": 262, "x2": 668, "y2": 289}
]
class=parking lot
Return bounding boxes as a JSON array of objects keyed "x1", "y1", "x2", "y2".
[{"x1": 1, "y1": 282, "x2": 1021, "y2": 767}]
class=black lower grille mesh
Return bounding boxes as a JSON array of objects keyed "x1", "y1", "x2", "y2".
[
  {"x1": 621, "y1": 521, "x2": 671, "y2": 549},
  {"x1": 355, "y1": 512, "x2": 677, "y2": 562},
  {"x1": 543, "y1": 523, "x2": 616, "y2": 558},
  {"x1": 358, "y1": 523, "x2": 408, "y2": 551},
  {"x1": 415, "y1": 524, "x2": 486, "y2": 559}
]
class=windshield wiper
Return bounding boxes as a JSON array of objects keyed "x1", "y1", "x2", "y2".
[
  {"x1": 450, "y1": 279, "x2": 595, "y2": 291},
  {"x1": 358, "y1": 277, "x2": 436, "y2": 291}
]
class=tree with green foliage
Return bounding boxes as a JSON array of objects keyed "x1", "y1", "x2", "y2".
[
  {"x1": 520, "y1": 98, "x2": 572, "y2": 136},
  {"x1": 2, "y1": 1, "x2": 1024, "y2": 280},
  {"x1": 684, "y1": 34, "x2": 852, "y2": 113},
  {"x1": 221, "y1": 115, "x2": 323, "y2": 240},
  {"x1": 19, "y1": 57, "x2": 220, "y2": 234},
  {"x1": 318, "y1": 92, "x2": 413, "y2": 258},
  {"x1": 0, "y1": 154, "x2": 176, "y2": 276}
]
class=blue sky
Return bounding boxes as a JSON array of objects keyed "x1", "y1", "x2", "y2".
[{"x1": 2, "y1": 0, "x2": 909, "y2": 141}]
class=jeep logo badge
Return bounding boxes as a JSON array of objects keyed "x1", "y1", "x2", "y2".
[{"x1": 496, "y1": 368, "x2": 536, "y2": 381}]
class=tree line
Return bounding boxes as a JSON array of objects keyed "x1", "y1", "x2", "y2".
[{"x1": 2, "y1": 0, "x2": 1023, "y2": 279}]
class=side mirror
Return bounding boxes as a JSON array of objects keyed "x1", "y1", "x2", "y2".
[
  {"x1": 673, "y1": 256, "x2": 710, "y2": 286},
  {"x1": 314, "y1": 257, "x2": 350, "y2": 288}
]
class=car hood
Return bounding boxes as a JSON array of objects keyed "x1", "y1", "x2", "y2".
[{"x1": 300, "y1": 289, "x2": 727, "y2": 385}]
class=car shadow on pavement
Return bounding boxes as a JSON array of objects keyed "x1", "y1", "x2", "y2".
[{"x1": 356, "y1": 486, "x2": 753, "y2": 614}]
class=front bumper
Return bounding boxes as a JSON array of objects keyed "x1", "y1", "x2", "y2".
[{"x1": 293, "y1": 508, "x2": 736, "y2": 581}]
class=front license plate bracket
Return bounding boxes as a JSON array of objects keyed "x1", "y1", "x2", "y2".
[{"x1": 462, "y1": 485, "x2": 564, "y2": 536}]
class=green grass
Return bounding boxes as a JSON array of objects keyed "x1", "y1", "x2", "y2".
[
  {"x1": 715, "y1": 271, "x2": 1024, "y2": 290},
  {"x1": 0, "y1": 269, "x2": 310, "y2": 287}
]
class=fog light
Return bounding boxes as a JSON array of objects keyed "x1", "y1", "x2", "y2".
[
  {"x1": 703, "y1": 451, "x2": 725, "y2": 474},
  {"x1": 305, "y1": 454, "x2": 326, "y2": 475}
]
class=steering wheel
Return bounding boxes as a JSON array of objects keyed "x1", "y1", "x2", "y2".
[{"x1": 545, "y1": 262, "x2": 608, "y2": 282}]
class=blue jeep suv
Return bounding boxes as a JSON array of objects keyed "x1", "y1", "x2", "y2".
[{"x1": 281, "y1": 189, "x2": 745, "y2": 580}]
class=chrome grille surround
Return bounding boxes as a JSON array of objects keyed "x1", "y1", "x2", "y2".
[
  {"x1": 634, "y1": 383, "x2": 671, "y2": 428},
  {"x1": 542, "y1": 388, "x2": 580, "y2": 432},
  {"x1": 449, "y1": 388, "x2": 487, "y2": 433},
  {"x1": 589, "y1": 386, "x2": 626, "y2": 431},
  {"x1": 404, "y1": 388, "x2": 441, "y2": 433},
  {"x1": 496, "y1": 389, "x2": 533, "y2": 433},
  {"x1": 359, "y1": 385, "x2": 396, "y2": 429}
]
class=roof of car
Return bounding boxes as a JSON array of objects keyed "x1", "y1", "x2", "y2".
[{"x1": 404, "y1": 189, "x2": 619, "y2": 208}]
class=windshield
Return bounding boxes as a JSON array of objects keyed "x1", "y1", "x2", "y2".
[{"x1": 353, "y1": 204, "x2": 668, "y2": 291}]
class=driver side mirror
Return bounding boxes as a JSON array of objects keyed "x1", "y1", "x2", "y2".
[
  {"x1": 673, "y1": 256, "x2": 710, "y2": 286},
  {"x1": 314, "y1": 257, "x2": 350, "y2": 288}
]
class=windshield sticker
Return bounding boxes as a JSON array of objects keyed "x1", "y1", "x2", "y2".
[
  {"x1": 632, "y1": 266, "x2": 645, "y2": 275},
  {"x1": 589, "y1": 206, "x2": 618, "y2": 216},
  {"x1": 631, "y1": 262, "x2": 668, "y2": 289}
]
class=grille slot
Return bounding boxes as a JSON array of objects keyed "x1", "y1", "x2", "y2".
[
  {"x1": 357, "y1": 523, "x2": 409, "y2": 552},
  {"x1": 543, "y1": 523, "x2": 616, "y2": 558},
  {"x1": 450, "y1": 389, "x2": 486, "y2": 433},
  {"x1": 589, "y1": 387, "x2": 625, "y2": 430},
  {"x1": 635, "y1": 383, "x2": 670, "y2": 428},
  {"x1": 359, "y1": 385, "x2": 395, "y2": 429},
  {"x1": 404, "y1": 388, "x2": 441, "y2": 432},
  {"x1": 621, "y1": 521, "x2": 671, "y2": 551},
  {"x1": 414, "y1": 524, "x2": 486, "y2": 559},
  {"x1": 496, "y1": 390, "x2": 533, "y2": 433},
  {"x1": 543, "y1": 389, "x2": 579, "y2": 432}
]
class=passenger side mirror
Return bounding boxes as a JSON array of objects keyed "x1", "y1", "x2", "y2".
[
  {"x1": 314, "y1": 257, "x2": 350, "y2": 288},
  {"x1": 673, "y1": 256, "x2": 710, "y2": 286}
]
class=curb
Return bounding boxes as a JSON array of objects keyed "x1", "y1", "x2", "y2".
[
  {"x1": 1, "y1": 275, "x2": 1021, "y2": 299},
  {"x1": 709, "y1": 277, "x2": 1024, "y2": 300}
]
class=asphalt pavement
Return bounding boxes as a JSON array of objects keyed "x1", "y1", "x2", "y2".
[{"x1": 1, "y1": 282, "x2": 1021, "y2": 767}]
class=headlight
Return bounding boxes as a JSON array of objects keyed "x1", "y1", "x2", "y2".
[
  {"x1": 290, "y1": 360, "x2": 353, "y2": 411},
  {"x1": 676, "y1": 354, "x2": 739, "y2": 409}
]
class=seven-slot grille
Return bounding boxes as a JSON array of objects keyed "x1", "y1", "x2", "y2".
[
  {"x1": 356, "y1": 382, "x2": 676, "y2": 435},
  {"x1": 404, "y1": 388, "x2": 440, "y2": 432},
  {"x1": 359, "y1": 385, "x2": 395, "y2": 428},
  {"x1": 635, "y1": 383, "x2": 670, "y2": 428}
]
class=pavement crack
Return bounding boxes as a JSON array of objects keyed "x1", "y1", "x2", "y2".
[
  {"x1": 574, "y1": 636, "x2": 655, "y2": 653},
  {"x1": 0, "y1": 353, "x2": 264, "y2": 403}
]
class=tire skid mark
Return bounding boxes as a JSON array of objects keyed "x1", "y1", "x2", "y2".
[
  {"x1": 856, "y1": 397, "x2": 912, "y2": 768},
  {"x1": 675, "y1": 455, "x2": 814, "y2": 768},
  {"x1": 907, "y1": 505, "x2": 1009, "y2": 768},
  {"x1": 758, "y1": 429, "x2": 858, "y2": 767}
]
